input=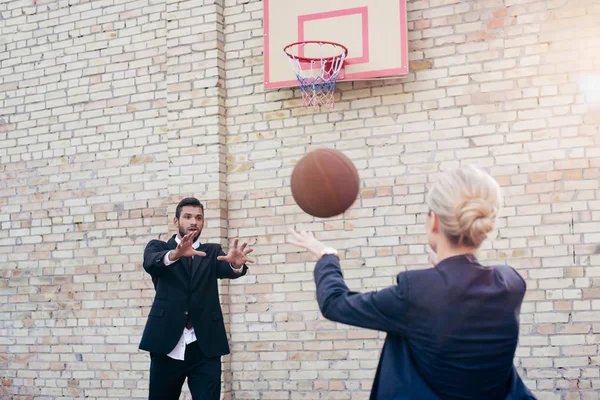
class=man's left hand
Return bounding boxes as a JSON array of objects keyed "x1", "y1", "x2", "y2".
[{"x1": 217, "y1": 238, "x2": 255, "y2": 269}]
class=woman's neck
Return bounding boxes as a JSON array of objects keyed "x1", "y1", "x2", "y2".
[{"x1": 435, "y1": 244, "x2": 477, "y2": 264}]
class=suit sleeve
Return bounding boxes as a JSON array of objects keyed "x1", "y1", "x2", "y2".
[
  {"x1": 314, "y1": 255, "x2": 410, "y2": 335},
  {"x1": 143, "y1": 240, "x2": 172, "y2": 277},
  {"x1": 216, "y1": 244, "x2": 248, "y2": 280}
]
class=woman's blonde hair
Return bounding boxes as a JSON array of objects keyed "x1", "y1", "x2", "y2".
[{"x1": 426, "y1": 165, "x2": 502, "y2": 248}]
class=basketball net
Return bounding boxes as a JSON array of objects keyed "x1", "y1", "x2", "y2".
[{"x1": 284, "y1": 41, "x2": 347, "y2": 109}]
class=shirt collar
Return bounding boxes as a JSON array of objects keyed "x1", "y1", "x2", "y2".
[{"x1": 175, "y1": 235, "x2": 200, "y2": 249}]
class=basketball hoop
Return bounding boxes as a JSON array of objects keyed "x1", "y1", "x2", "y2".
[{"x1": 284, "y1": 41, "x2": 348, "y2": 109}]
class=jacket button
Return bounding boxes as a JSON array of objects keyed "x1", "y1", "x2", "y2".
[{"x1": 184, "y1": 311, "x2": 188, "y2": 315}]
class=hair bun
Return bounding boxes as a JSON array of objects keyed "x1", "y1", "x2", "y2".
[{"x1": 455, "y1": 198, "x2": 497, "y2": 247}]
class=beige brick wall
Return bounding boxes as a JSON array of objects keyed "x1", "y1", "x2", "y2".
[{"x1": 1, "y1": 0, "x2": 599, "y2": 399}]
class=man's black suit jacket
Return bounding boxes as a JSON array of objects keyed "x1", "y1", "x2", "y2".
[{"x1": 139, "y1": 235, "x2": 248, "y2": 358}]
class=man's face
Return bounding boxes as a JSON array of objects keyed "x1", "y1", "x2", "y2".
[{"x1": 175, "y1": 206, "x2": 204, "y2": 241}]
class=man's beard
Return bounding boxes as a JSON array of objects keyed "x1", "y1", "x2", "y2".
[{"x1": 178, "y1": 226, "x2": 201, "y2": 242}]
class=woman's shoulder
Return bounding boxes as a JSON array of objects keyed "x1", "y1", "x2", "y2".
[
  {"x1": 396, "y1": 266, "x2": 445, "y2": 292},
  {"x1": 397, "y1": 259, "x2": 527, "y2": 295},
  {"x1": 490, "y1": 263, "x2": 528, "y2": 291}
]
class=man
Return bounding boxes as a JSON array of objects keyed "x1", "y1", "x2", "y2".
[{"x1": 139, "y1": 197, "x2": 254, "y2": 400}]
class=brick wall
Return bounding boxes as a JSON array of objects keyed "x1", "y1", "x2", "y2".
[{"x1": 1, "y1": 0, "x2": 599, "y2": 399}]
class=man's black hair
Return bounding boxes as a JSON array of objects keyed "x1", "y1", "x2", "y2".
[{"x1": 175, "y1": 197, "x2": 204, "y2": 219}]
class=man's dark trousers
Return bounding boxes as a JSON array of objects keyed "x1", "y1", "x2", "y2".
[{"x1": 149, "y1": 343, "x2": 221, "y2": 400}]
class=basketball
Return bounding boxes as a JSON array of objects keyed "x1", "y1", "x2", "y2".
[{"x1": 290, "y1": 148, "x2": 360, "y2": 218}]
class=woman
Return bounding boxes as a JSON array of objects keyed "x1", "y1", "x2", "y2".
[{"x1": 288, "y1": 165, "x2": 536, "y2": 400}]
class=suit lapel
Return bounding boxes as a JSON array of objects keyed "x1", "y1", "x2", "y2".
[
  {"x1": 182, "y1": 255, "x2": 191, "y2": 280},
  {"x1": 167, "y1": 235, "x2": 191, "y2": 284},
  {"x1": 190, "y1": 253, "x2": 200, "y2": 282},
  {"x1": 167, "y1": 235, "x2": 178, "y2": 249},
  {"x1": 190, "y1": 244, "x2": 209, "y2": 287}
]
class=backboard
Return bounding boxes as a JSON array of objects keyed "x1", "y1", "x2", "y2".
[{"x1": 263, "y1": 0, "x2": 408, "y2": 89}]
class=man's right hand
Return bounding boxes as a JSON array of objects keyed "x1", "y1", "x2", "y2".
[{"x1": 169, "y1": 232, "x2": 207, "y2": 261}]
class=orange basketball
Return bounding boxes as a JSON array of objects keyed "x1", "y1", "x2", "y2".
[{"x1": 291, "y1": 149, "x2": 360, "y2": 218}]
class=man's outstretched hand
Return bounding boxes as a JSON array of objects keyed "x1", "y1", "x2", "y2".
[{"x1": 217, "y1": 239, "x2": 255, "y2": 269}]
